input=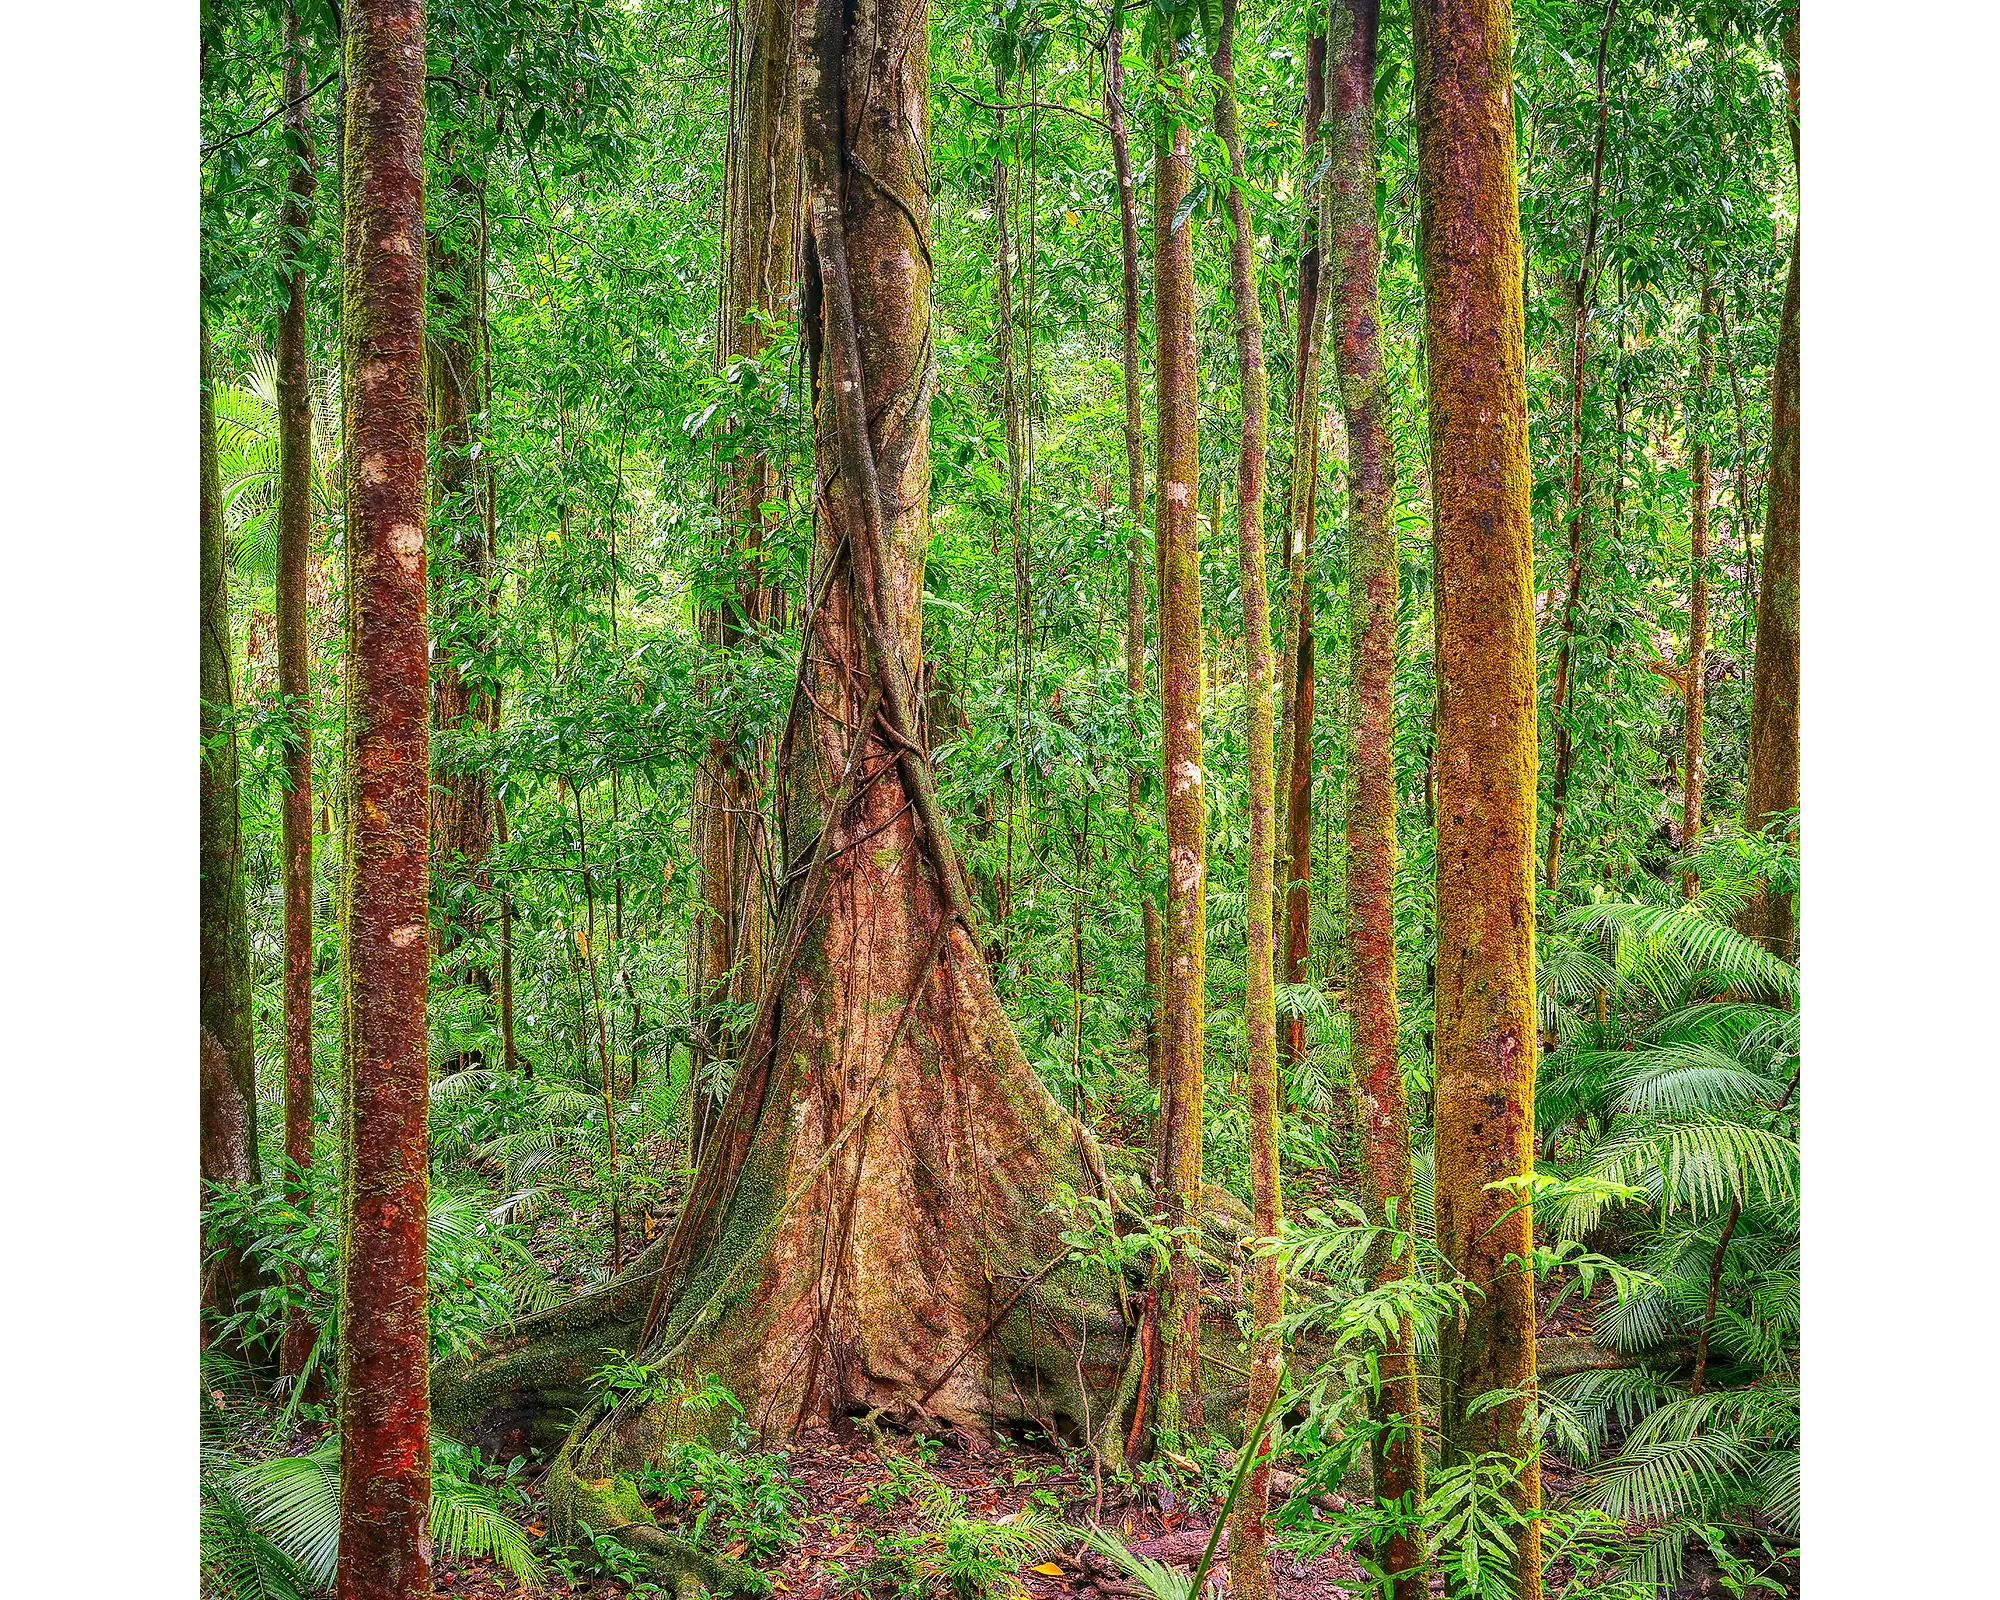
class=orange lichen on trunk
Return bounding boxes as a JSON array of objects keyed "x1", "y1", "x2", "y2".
[{"x1": 1412, "y1": 0, "x2": 1542, "y2": 1590}]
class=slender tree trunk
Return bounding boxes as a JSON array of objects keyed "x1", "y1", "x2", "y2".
[
  {"x1": 335, "y1": 1, "x2": 431, "y2": 1593},
  {"x1": 1328, "y1": 4, "x2": 1425, "y2": 1591},
  {"x1": 428, "y1": 167, "x2": 494, "y2": 997},
  {"x1": 1277, "y1": 26, "x2": 1328, "y2": 1075},
  {"x1": 1541, "y1": 0, "x2": 1615, "y2": 895},
  {"x1": 1212, "y1": 4, "x2": 1282, "y2": 1589},
  {"x1": 1150, "y1": 27, "x2": 1206, "y2": 1444},
  {"x1": 1716, "y1": 293, "x2": 1758, "y2": 654},
  {"x1": 1412, "y1": 1, "x2": 1542, "y2": 1591},
  {"x1": 1106, "y1": 3, "x2": 1164, "y2": 1094},
  {"x1": 692, "y1": 0, "x2": 798, "y2": 1151},
  {"x1": 496, "y1": 767, "x2": 519, "y2": 1074},
  {"x1": 201, "y1": 314, "x2": 261, "y2": 1324},
  {"x1": 276, "y1": 0, "x2": 320, "y2": 1384},
  {"x1": 1743, "y1": 19, "x2": 1798, "y2": 957},
  {"x1": 1683, "y1": 283, "x2": 1713, "y2": 895}
]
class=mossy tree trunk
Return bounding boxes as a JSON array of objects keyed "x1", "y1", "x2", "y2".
[
  {"x1": 1277, "y1": 22, "x2": 1327, "y2": 1076},
  {"x1": 276, "y1": 0, "x2": 320, "y2": 1384},
  {"x1": 1412, "y1": 0, "x2": 1542, "y2": 1592},
  {"x1": 1328, "y1": 3, "x2": 1425, "y2": 1592},
  {"x1": 1212, "y1": 4, "x2": 1283, "y2": 1592},
  {"x1": 335, "y1": 0, "x2": 432, "y2": 1593},
  {"x1": 474, "y1": 7, "x2": 1134, "y2": 1569},
  {"x1": 201, "y1": 312, "x2": 261, "y2": 1325},
  {"x1": 1742, "y1": 16, "x2": 1797, "y2": 957},
  {"x1": 691, "y1": 0, "x2": 798, "y2": 1155},
  {"x1": 1106, "y1": 3, "x2": 1164, "y2": 1095},
  {"x1": 1149, "y1": 23, "x2": 1207, "y2": 1447}
]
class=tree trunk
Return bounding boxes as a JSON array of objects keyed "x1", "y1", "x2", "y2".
[
  {"x1": 335, "y1": 1, "x2": 432, "y2": 1594},
  {"x1": 1412, "y1": 0, "x2": 1541, "y2": 1590},
  {"x1": 691, "y1": 0, "x2": 798, "y2": 1152},
  {"x1": 276, "y1": 0, "x2": 320, "y2": 1384},
  {"x1": 1743, "y1": 16, "x2": 1798, "y2": 959},
  {"x1": 201, "y1": 314, "x2": 261, "y2": 1324},
  {"x1": 1683, "y1": 283, "x2": 1713, "y2": 895},
  {"x1": 1212, "y1": 5, "x2": 1283, "y2": 1591},
  {"x1": 1106, "y1": 3, "x2": 1164, "y2": 1095},
  {"x1": 466, "y1": 5, "x2": 1136, "y2": 1576},
  {"x1": 1277, "y1": 24, "x2": 1328, "y2": 1075},
  {"x1": 1328, "y1": 3, "x2": 1425, "y2": 1592},
  {"x1": 428, "y1": 167, "x2": 494, "y2": 992},
  {"x1": 1150, "y1": 27, "x2": 1207, "y2": 1445}
]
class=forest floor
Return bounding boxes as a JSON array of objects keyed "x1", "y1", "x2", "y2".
[
  {"x1": 431, "y1": 1132, "x2": 1797, "y2": 1600},
  {"x1": 437, "y1": 1420, "x2": 1371, "y2": 1600}
]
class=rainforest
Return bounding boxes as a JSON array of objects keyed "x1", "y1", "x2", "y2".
[{"x1": 196, "y1": 0, "x2": 1803, "y2": 1595}]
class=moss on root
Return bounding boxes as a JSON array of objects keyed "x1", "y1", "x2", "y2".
[{"x1": 546, "y1": 1455, "x2": 770, "y2": 1597}]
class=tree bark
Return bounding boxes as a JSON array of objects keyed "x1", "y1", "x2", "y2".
[
  {"x1": 691, "y1": 0, "x2": 798, "y2": 1152},
  {"x1": 1327, "y1": 3, "x2": 1425, "y2": 1592},
  {"x1": 1106, "y1": 3, "x2": 1164, "y2": 1095},
  {"x1": 1412, "y1": 0, "x2": 1542, "y2": 1590},
  {"x1": 276, "y1": 0, "x2": 320, "y2": 1384},
  {"x1": 335, "y1": 1, "x2": 432, "y2": 1594},
  {"x1": 1212, "y1": 4, "x2": 1283, "y2": 1590},
  {"x1": 1683, "y1": 282, "x2": 1713, "y2": 895},
  {"x1": 1742, "y1": 20, "x2": 1798, "y2": 957},
  {"x1": 1150, "y1": 25, "x2": 1206, "y2": 1444},
  {"x1": 1277, "y1": 24, "x2": 1328, "y2": 1075},
  {"x1": 201, "y1": 313, "x2": 261, "y2": 1323}
]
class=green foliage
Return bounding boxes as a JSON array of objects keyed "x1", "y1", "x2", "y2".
[
  {"x1": 201, "y1": 1431, "x2": 543, "y2": 1593},
  {"x1": 869, "y1": 1459, "x2": 1067, "y2": 1600},
  {"x1": 639, "y1": 1437, "x2": 806, "y2": 1562}
]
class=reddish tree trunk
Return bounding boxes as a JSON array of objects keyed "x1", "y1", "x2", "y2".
[
  {"x1": 1413, "y1": 0, "x2": 1542, "y2": 1590},
  {"x1": 335, "y1": 1, "x2": 432, "y2": 1594}
]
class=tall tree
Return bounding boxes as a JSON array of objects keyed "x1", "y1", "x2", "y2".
[
  {"x1": 275, "y1": 0, "x2": 320, "y2": 1383},
  {"x1": 1106, "y1": 1, "x2": 1164, "y2": 1091},
  {"x1": 1150, "y1": 20, "x2": 1207, "y2": 1444},
  {"x1": 1328, "y1": 2, "x2": 1425, "y2": 1591},
  {"x1": 1211, "y1": 0, "x2": 1282, "y2": 1588},
  {"x1": 1413, "y1": 0, "x2": 1542, "y2": 1591},
  {"x1": 1743, "y1": 13, "x2": 1798, "y2": 956},
  {"x1": 335, "y1": 0, "x2": 433, "y2": 1593},
  {"x1": 436, "y1": 3, "x2": 1141, "y2": 1570},
  {"x1": 1682, "y1": 281, "x2": 1714, "y2": 895},
  {"x1": 1276, "y1": 21, "x2": 1328, "y2": 1074},
  {"x1": 691, "y1": 0, "x2": 800, "y2": 1151},
  {"x1": 201, "y1": 312, "x2": 261, "y2": 1325}
]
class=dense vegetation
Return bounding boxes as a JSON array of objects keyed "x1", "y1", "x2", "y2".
[{"x1": 198, "y1": 0, "x2": 1801, "y2": 1595}]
